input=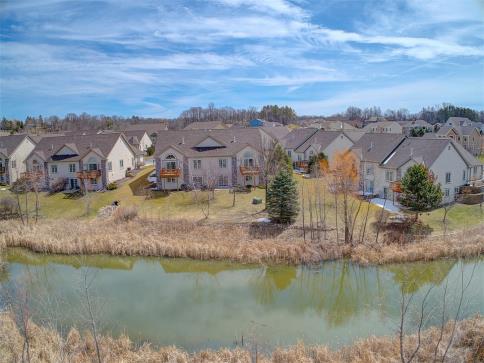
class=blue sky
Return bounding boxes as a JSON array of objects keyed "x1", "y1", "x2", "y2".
[{"x1": 0, "y1": 0, "x2": 483, "y2": 119}]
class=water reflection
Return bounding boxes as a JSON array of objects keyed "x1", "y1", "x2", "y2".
[{"x1": 1, "y1": 249, "x2": 482, "y2": 352}]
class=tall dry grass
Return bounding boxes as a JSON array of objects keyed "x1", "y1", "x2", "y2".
[
  {"x1": 0, "y1": 219, "x2": 482, "y2": 265},
  {"x1": 0, "y1": 312, "x2": 482, "y2": 363}
]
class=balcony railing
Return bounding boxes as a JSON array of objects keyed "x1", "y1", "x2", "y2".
[
  {"x1": 239, "y1": 165, "x2": 260, "y2": 176},
  {"x1": 390, "y1": 181, "x2": 402, "y2": 193},
  {"x1": 0, "y1": 166, "x2": 5, "y2": 175},
  {"x1": 76, "y1": 170, "x2": 101, "y2": 179},
  {"x1": 160, "y1": 168, "x2": 181, "y2": 178}
]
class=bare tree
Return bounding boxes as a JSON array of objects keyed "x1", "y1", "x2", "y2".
[{"x1": 78, "y1": 269, "x2": 102, "y2": 363}]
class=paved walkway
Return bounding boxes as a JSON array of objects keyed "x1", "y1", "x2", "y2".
[{"x1": 370, "y1": 198, "x2": 401, "y2": 213}]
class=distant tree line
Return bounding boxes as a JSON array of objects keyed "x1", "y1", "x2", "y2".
[
  {"x1": 331, "y1": 103, "x2": 483, "y2": 124},
  {"x1": 1, "y1": 102, "x2": 482, "y2": 134}
]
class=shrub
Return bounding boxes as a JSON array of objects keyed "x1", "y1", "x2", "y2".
[
  {"x1": 0, "y1": 196, "x2": 18, "y2": 218},
  {"x1": 107, "y1": 182, "x2": 118, "y2": 190},
  {"x1": 50, "y1": 178, "x2": 67, "y2": 193},
  {"x1": 146, "y1": 145, "x2": 155, "y2": 156},
  {"x1": 113, "y1": 206, "x2": 138, "y2": 223}
]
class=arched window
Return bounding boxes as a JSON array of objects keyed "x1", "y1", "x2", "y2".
[{"x1": 165, "y1": 154, "x2": 177, "y2": 169}]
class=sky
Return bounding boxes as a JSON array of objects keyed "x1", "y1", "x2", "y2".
[{"x1": 0, "y1": 0, "x2": 483, "y2": 119}]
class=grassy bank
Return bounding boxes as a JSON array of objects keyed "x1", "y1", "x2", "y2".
[
  {"x1": 0, "y1": 312, "x2": 482, "y2": 363},
  {"x1": 1, "y1": 218, "x2": 482, "y2": 265},
  {"x1": 1, "y1": 170, "x2": 481, "y2": 234}
]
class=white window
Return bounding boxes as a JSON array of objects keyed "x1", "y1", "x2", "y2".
[
  {"x1": 193, "y1": 160, "x2": 201, "y2": 169},
  {"x1": 454, "y1": 187, "x2": 459, "y2": 194},
  {"x1": 385, "y1": 171, "x2": 394, "y2": 182},
  {"x1": 90, "y1": 178, "x2": 97, "y2": 185},
  {"x1": 245, "y1": 175, "x2": 253, "y2": 183},
  {"x1": 119, "y1": 160, "x2": 124, "y2": 168},
  {"x1": 11, "y1": 160, "x2": 16, "y2": 169},
  {"x1": 167, "y1": 178, "x2": 176, "y2": 183},
  {"x1": 219, "y1": 159, "x2": 227, "y2": 168},
  {"x1": 218, "y1": 175, "x2": 229, "y2": 186},
  {"x1": 445, "y1": 172, "x2": 451, "y2": 184},
  {"x1": 287, "y1": 150, "x2": 292, "y2": 157},
  {"x1": 51, "y1": 164, "x2": 58, "y2": 173},
  {"x1": 444, "y1": 188, "x2": 450, "y2": 197},
  {"x1": 108, "y1": 161, "x2": 112, "y2": 171},
  {"x1": 366, "y1": 166, "x2": 373, "y2": 175},
  {"x1": 192, "y1": 176, "x2": 203, "y2": 185},
  {"x1": 69, "y1": 163, "x2": 76, "y2": 173}
]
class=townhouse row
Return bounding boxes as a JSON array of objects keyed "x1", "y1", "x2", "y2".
[
  {"x1": 0, "y1": 130, "x2": 153, "y2": 190},
  {"x1": 153, "y1": 127, "x2": 289, "y2": 190},
  {"x1": 281, "y1": 128, "x2": 483, "y2": 204}
]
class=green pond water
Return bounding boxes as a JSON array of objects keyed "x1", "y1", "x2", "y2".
[{"x1": 1, "y1": 249, "x2": 483, "y2": 352}]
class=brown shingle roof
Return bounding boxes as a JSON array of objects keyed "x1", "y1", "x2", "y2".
[
  {"x1": 154, "y1": 129, "x2": 265, "y2": 158},
  {"x1": 29, "y1": 133, "x2": 131, "y2": 162},
  {"x1": 0, "y1": 135, "x2": 34, "y2": 157},
  {"x1": 295, "y1": 130, "x2": 349, "y2": 153},
  {"x1": 351, "y1": 133, "x2": 405, "y2": 163},
  {"x1": 183, "y1": 121, "x2": 227, "y2": 130},
  {"x1": 281, "y1": 128, "x2": 318, "y2": 149}
]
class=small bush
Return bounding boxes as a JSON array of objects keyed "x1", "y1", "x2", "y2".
[
  {"x1": 113, "y1": 206, "x2": 138, "y2": 223},
  {"x1": 107, "y1": 182, "x2": 118, "y2": 190},
  {"x1": 50, "y1": 178, "x2": 66, "y2": 194},
  {"x1": 0, "y1": 196, "x2": 18, "y2": 218},
  {"x1": 146, "y1": 145, "x2": 155, "y2": 156}
]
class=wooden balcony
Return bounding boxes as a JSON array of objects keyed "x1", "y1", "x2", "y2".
[
  {"x1": 294, "y1": 161, "x2": 309, "y2": 173},
  {"x1": 239, "y1": 165, "x2": 260, "y2": 176},
  {"x1": 390, "y1": 181, "x2": 402, "y2": 193},
  {"x1": 21, "y1": 170, "x2": 44, "y2": 179},
  {"x1": 0, "y1": 166, "x2": 5, "y2": 175},
  {"x1": 76, "y1": 170, "x2": 101, "y2": 179},
  {"x1": 160, "y1": 168, "x2": 181, "y2": 178}
]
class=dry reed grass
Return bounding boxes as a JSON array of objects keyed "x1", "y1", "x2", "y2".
[
  {"x1": 0, "y1": 312, "x2": 482, "y2": 363},
  {"x1": 0, "y1": 219, "x2": 482, "y2": 265}
]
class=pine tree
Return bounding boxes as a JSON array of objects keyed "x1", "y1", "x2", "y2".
[
  {"x1": 267, "y1": 169, "x2": 299, "y2": 224},
  {"x1": 399, "y1": 164, "x2": 443, "y2": 220}
]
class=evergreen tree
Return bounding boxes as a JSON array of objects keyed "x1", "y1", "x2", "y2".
[
  {"x1": 266, "y1": 170, "x2": 299, "y2": 224},
  {"x1": 399, "y1": 164, "x2": 443, "y2": 220}
]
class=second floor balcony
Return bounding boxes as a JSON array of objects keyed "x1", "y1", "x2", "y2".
[
  {"x1": 239, "y1": 165, "x2": 260, "y2": 176},
  {"x1": 76, "y1": 169, "x2": 101, "y2": 179},
  {"x1": 160, "y1": 168, "x2": 181, "y2": 178}
]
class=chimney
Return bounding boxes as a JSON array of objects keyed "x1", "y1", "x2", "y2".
[
  {"x1": 233, "y1": 136, "x2": 236, "y2": 143},
  {"x1": 50, "y1": 144, "x2": 54, "y2": 151}
]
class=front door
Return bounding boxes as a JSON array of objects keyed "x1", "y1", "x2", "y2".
[{"x1": 69, "y1": 178, "x2": 79, "y2": 190}]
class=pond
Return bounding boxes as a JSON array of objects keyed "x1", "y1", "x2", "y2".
[{"x1": 1, "y1": 249, "x2": 483, "y2": 352}]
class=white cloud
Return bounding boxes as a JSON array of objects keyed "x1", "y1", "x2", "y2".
[{"x1": 292, "y1": 77, "x2": 484, "y2": 114}]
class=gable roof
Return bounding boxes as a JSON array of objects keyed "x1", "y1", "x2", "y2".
[
  {"x1": 381, "y1": 137, "x2": 450, "y2": 169},
  {"x1": 437, "y1": 125, "x2": 480, "y2": 137},
  {"x1": 397, "y1": 119, "x2": 433, "y2": 129},
  {"x1": 281, "y1": 128, "x2": 318, "y2": 149},
  {"x1": 295, "y1": 130, "x2": 350, "y2": 153},
  {"x1": 351, "y1": 133, "x2": 406, "y2": 163},
  {"x1": 28, "y1": 133, "x2": 133, "y2": 162},
  {"x1": 259, "y1": 126, "x2": 290, "y2": 141},
  {"x1": 0, "y1": 135, "x2": 34, "y2": 157},
  {"x1": 446, "y1": 117, "x2": 472, "y2": 126},
  {"x1": 154, "y1": 128, "x2": 265, "y2": 158},
  {"x1": 183, "y1": 121, "x2": 227, "y2": 130}
]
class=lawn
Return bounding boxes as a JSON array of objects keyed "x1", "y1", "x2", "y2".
[
  {"x1": 419, "y1": 203, "x2": 483, "y2": 233},
  {"x1": 0, "y1": 166, "x2": 267, "y2": 221},
  {"x1": 0, "y1": 169, "x2": 481, "y2": 234}
]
